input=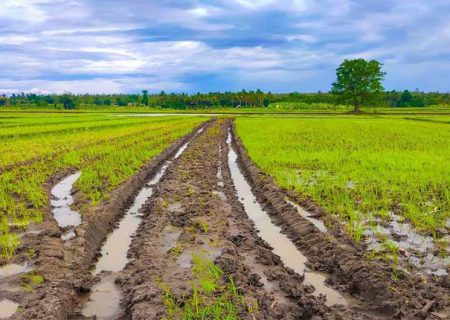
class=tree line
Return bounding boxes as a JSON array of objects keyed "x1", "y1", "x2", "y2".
[{"x1": 0, "y1": 90, "x2": 449, "y2": 110}]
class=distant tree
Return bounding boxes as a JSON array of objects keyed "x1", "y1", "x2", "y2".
[
  {"x1": 397, "y1": 90, "x2": 425, "y2": 108},
  {"x1": 0, "y1": 95, "x2": 7, "y2": 106},
  {"x1": 331, "y1": 58, "x2": 386, "y2": 112},
  {"x1": 59, "y1": 94, "x2": 75, "y2": 109},
  {"x1": 142, "y1": 90, "x2": 149, "y2": 106}
]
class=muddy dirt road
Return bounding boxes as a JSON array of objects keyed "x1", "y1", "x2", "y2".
[{"x1": 2, "y1": 119, "x2": 448, "y2": 320}]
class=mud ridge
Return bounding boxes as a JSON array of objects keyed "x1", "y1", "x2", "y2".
[
  {"x1": 229, "y1": 120, "x2": 449, "y2": 319},
  {"x1": 15, "y1": 120, "x2": 212, "y2": 319}
]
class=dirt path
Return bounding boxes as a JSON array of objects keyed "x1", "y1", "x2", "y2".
[{"x1": 116, "y1": 120, "x2": 389, "y2": 319}]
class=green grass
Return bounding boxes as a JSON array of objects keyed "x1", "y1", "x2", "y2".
[
  {"x1": 0, "y1": 113, "x2": 206, "y2": 259},
  {"x1": 235, "y1": 116, "x2": 450, "y2": 245},
  {"x1": 160, "y1": 254, "x2": 255, "y2": 320}
]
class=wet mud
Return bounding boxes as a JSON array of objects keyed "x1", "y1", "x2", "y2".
[{"x1": 118, "y1": 120, "x2": 374, "y2": 319}]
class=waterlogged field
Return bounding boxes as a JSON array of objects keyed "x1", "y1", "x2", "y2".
[
  {"x1": 236, "y1": 116, "x2": 450, "y2": 273},
  {"x1": 0, "y1": 113, "x2": 205, "y2": 258},
  {"x1": 1, "y1": 113, "x2": 449, "y2": 319}
]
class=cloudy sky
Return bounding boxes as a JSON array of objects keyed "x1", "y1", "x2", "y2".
[{"x1": 0, "y1": 0, "x2": 449, "y2": 94}]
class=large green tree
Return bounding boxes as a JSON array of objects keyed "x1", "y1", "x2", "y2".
[{"x1": 331, "y1": 58, "x2": 386, "y2": 112}]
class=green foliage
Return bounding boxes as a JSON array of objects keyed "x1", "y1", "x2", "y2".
[
  {"x1": 396, "y1": 90, "x2": 425, "y2": 108},
  {"x1": 1, "y1": 89, "x2": 450, "y2": 110},
  {"x1": 161, "y1": 255, "x2": 253, "y2": 320},
  {"x1": 20, "y1": 272, "x2": 45, "y2": 291},
  {"x1": 332, "y1": 59, "x2": 386, "y2": 112}
]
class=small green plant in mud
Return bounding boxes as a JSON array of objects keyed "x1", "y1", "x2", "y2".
[
  {"x1": 0, "y1": 232, "x2": 20, "y2": 260},
  {"x1": 197, "y1": 219, "x2": 209, "y2": 234},
  {"x1": 26, "y1": 248, "x2": 37, "y2": 259},
  {"x1": 169, "y1": 243, "x2": 185, "y2": 257},
  {"x1": 160, "y1": 254, "x2": 255, "y2": 320},
  {"x1": 366, "y1": 240, "x2": 403, "y2": 280},
  {"x1": 20, "y1": 272, "x2": 44, "y2": 291},
  {"x1": 185, "y1": 186, "x2": 194, "y2": 197}
]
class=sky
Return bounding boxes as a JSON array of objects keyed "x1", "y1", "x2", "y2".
[{"x1": 0, "y1": 0, "x2": 449, "y2": 94}]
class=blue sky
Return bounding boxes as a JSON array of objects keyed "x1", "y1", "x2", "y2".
[{"x1": 0, "y1": 0, "x2": 449, "y2": 94}]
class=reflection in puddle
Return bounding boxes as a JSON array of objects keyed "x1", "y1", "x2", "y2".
[
  {"x1": 0, "y1": 299, "x2": 18, "y2": 319},
  {"x1": 93, "y1": 185, "x2": 153, "y2": 275},
  {"x1": 51, "y1": 172, "x2": 82, "y2": 240},
  {"x1": 61, "y1": 230, "x2": 76, "y2": 241},
  {"x1": 0, "y1": 263, "x2": 31, "y2": 278},
  {"x1": 227, "y1": 133, "x2": 348, "y2": 306},
  {"x1": 81, "y1": 274, "x2": 122, "y2": 320},
  {"x1": 81, "y1": 126, "x2": 205, "y2": 319},
  {"x1": 285, "y1": 199, "x2": 328, "y2": 233}
]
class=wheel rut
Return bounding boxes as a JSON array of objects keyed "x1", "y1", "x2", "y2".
[{"x1": 116, "y1": 120, "x2": 374, "y2": 319}]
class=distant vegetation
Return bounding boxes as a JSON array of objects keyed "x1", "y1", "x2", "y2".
[{"x1": 1, "y1": 90, "x2": 449, "y2": 111}]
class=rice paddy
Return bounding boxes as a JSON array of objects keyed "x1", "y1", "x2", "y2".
[
  {"x1": 0, "y1": 113, "x2": 205, "y2": 259},
  {"x1": 235, "y1": 116, "x2": 450, "y2": 262}
]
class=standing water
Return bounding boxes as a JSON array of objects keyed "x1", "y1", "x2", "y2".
[
  {"x1": 0, "y1": 299, "x2": 18, "y2": 319},
  {"x1": 226, "y1": 132, "x2": 348, "y2": 306},
  {"x1": 81, "y1": 126, "x2": 205, "y2": 319},
  {"x1": 51, "y1": 172, "x2": 82, "y2": 240}
]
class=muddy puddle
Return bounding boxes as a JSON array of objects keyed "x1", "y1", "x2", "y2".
[
  {"x1": 227, "y1": 134, "x2": 348, "y2": 306},
  {"x1": 81, "y1": 127, "x2": 204, "y2": 319},
  {"x1": 0, "y1": 263, "x2": 31, "y2": 278},
  {"x1": 81, "y1": 273, "x2": 122, "y2": 320},
  {"x1": 51, "y1": 172, "x2": 82, "y2": 240},
  {"x1": 364, "y1": 213, "x2": 449, "y2": 276},
  {"x1": 285, "y1": 199, "x2": 328, "y2": 233},
  {"x1": 0, "y1": 299, "x2": 18, "y2": 319}
]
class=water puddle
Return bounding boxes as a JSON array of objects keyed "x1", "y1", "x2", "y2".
[
  {"x1": 81, "y1": 127, "x2": 204, "y2": 319},
  {"x1": 0, "y1": 299, "x2": 18, "y2": 319},
  {"x1": 0, "y1": 263, "x2": 31, "y2": 278},
  {"x1": 168, "y1": 202, "x2": 183, "y2": 213},
  {"x1": 217, "y1": 146, "x2": 224, "y2": 188},
  {"x1": 227, "y1": 133, "x2": 348, "y2": 306},
  {"x1": 81, "y1": 273, "x2": 122, "y2": 320},
  {"x1": 364, "y1": 213, "x2": 449, "y2": 276},
  {"x1": 285, "y1": 199, "x2": 328, "y2": 233},
  {"x1": 61, "y1": 230, "x2": 76, "y2": 241},
  {"x1": 162, "y1": 227, "x2": 181, "y2": 251},
  {"x1": 213, "y1": 190, "x2": 227, "y2": 202},
  {"x1": 51, "y1": 172, "x2": 82, "y2": 240}
]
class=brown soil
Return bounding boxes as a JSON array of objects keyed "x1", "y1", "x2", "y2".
[{"x1": 116, "y1": 120, "x2": 389, "y2": 319}]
